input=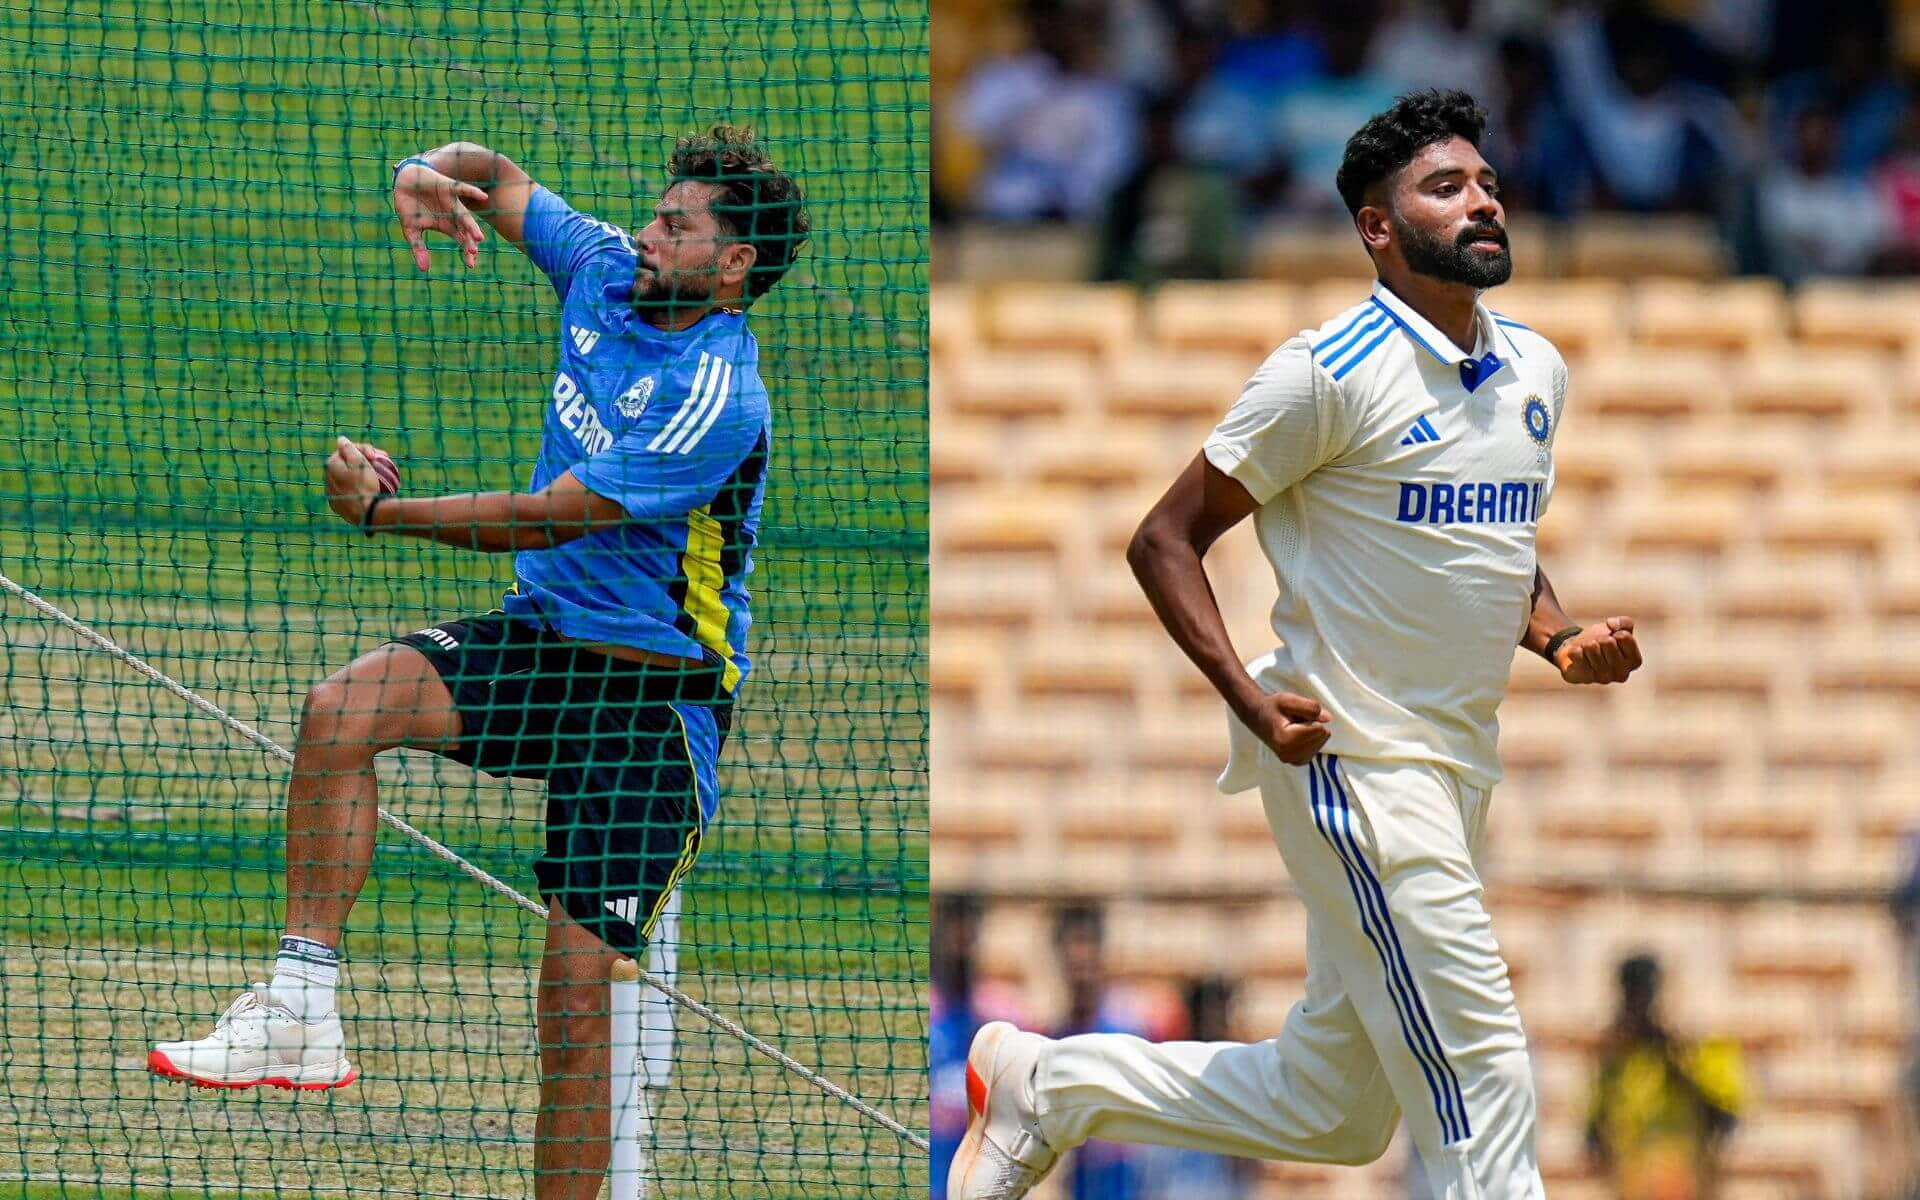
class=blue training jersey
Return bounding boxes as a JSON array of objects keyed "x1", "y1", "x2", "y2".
[{"x1": 502, "y1": 185, "x2": 770, "y2": 695}]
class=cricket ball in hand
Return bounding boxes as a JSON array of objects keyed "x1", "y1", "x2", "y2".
[{"x1": 360, "y1": 444, "x2": 402, "y2": 494}]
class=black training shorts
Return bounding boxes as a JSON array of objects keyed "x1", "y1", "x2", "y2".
[{"x1": 392, "y1": 612, "x2": 731, "y2": 956}]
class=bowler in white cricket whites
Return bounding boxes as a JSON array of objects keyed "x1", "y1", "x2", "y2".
[{"x1": 949, "y1": 89, "x2": 1643, "y2": 1200}]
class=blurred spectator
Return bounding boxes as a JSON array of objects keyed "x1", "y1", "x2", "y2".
[
  {"x1": 1481, "y1": 35, "x2": 1591, "y2": 216},
  {"x1": 1178, "y1": 0, "x2": 1325, "y2": 190},
  {"x1": 1872, "y1": 95, "x2": 1920, "y2": 271},
  {"x1": 956, "y1": 0, "x2": 1142, "y2": 220},
  {"x1": 1759, "y1": 102, "x2": 1889, "y2": 279},
  {"x1": 1767, "y1": 12, "x2": 1907, "y2": 177},
  {"x1": 1050, "y1": 902, "x2": 1151, "y2": 1200},
  {"x1": 1266, "y1": 0, "x2": 1402, "y2": 211},
  {"x1": 1094, "y1": 95, "x2": 1241, "y2": 283},
  {"x1": 1586, "y1": 953, "x2": 1746, "y2": 1200},
  {"x1": 1369, "y1": 0, "x2": 1495, "y2": 103},
  {"x1": 1549, "y1": 2, "x2": 1747, "y2": 212},
  {"x1": 1132, "y1": 977, "x2": 1259, "y2": 1200},
  {"x1": 929, "y1": 892, "x2": 1027, "y2": 1199}
]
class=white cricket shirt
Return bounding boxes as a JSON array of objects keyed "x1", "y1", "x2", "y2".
[{"x1": 1207, "y1": 281, "x2": 1567, "y2": 790}]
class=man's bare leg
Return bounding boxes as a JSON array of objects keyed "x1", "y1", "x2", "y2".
[
  {"x1": 282, "y1": 642, "x2": 462, "y2": 944},
  {"x1": 535, "y1": 900, "x2": 624, "y2": 1200}
]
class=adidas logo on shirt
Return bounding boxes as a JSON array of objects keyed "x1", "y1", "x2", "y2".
[
  {"x1": 570, "y1": 324, "x2": 601, "y2": 355},
  {"x1": 605, "y1": 895, "x2": 641, "y2": 924},
  {"x1": 1399, "y1": 415, "x2": 1441, "y2": 446}
]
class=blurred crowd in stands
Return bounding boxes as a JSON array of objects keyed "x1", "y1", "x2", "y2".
[{"x1": 932, "y1": 0, "x2": 1920, "y2": 282}]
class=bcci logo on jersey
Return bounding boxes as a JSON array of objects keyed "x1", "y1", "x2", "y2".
[
  {"x1": 616, "y1": 376, "x2": 656, "y2": 419},
  {"x1": 1523, "y1": 395, "x2": 1551, "y2": 444}
]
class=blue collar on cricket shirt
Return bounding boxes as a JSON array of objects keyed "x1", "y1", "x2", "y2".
[{"x1": 1369, "y1": 280, "x2": 1512, "y2": 394}]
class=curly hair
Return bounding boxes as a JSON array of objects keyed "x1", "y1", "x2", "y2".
[
  {"x1": 668, "y1": 125, "x2": 810, "y2": 300},
  {"x1": 1334, "y1": 90, "x2": 1489, "y2": 217}
]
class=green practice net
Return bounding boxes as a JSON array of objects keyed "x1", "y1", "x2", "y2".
[{"x1": 0, "y1": 2, "x2": 927, "y2": 1197}]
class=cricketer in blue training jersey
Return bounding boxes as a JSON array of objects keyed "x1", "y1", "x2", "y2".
[
  {"x1": 148, "y1": 126, "x2": 810, "y2": 1200},
  {"x1": 505, "y1": 183, "x2": 771, "y2": 700}
]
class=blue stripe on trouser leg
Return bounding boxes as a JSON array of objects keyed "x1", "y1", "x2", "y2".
[
  {"x1": 1308, "y1": 756, "x2": 1457, "y2": 1141},
  {"x1": 1322, "y1": 755, "x2": 1472, "y2": 1143}
]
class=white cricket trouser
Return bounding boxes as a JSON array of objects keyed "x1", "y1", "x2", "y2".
[{"x1": 1031, "y1": 754, "x2": 1542, "y2": 1199}]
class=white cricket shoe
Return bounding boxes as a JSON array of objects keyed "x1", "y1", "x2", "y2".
[
  {"x1": 947, "y1": 1021, "x2": 1058, "y2": 1200},
  {"x1": 148, "y1": 984, "x2": 356, "y2": 1091}
]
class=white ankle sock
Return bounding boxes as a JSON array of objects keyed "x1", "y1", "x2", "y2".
[{"x1": 271, "y1": 935, "x2": 339, "y2": 1021}]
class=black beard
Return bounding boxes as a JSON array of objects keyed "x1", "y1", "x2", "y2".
[
  {"x1": 1393, "y1": 214, "x2": 1513, "y2": 288},
  {"x1": 631, "y1": 267, "x2": 719, "y2": 321}
]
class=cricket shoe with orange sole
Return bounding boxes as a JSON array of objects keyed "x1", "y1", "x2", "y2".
[
  {"x1": 148, "y1": 983, "x2": 356, "y2": 1090},
  {"x1": 946, "y1": 1021, "x2": 1059, "y2": 1199}
]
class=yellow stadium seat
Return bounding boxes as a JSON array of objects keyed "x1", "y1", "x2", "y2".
[
  {"x1": 1615, "y1": 491, "x2": 1748, "y2": 555},
  {"x1": 930, "y1": 628, "x2": 1005, "y2": 702},
  {"x1": 1762, "y1": 492, "x2": 1906, "y2": 556},
  {"x1": 929, "y1": 779, "x2": 1027, "y2": 846},
  {"x1": 1810, "y1": 645, "x2": 1920, "y2": 698},
  {"x1": 1820, "y1": 425, "x2": 1920, "y2": 493},
  {"x1": 1629, "y1": 277, "x2": 1789, "y2": 352},
  {"x1": 1891, "y1": 351, "x2": 1920, "y2": 414},
  {"x1": 1536, "y1": 786, "x2": 1667, "y2": 847},
  {"x1": 1604, "y1": 701, "x2": 1743, "y2": 769},
  {"x1": 1649, "y1": 632, "x2": 1792, "y2": 701},
  {"x1": 1147, "y1": 281, "x2": 1302, "y2": 359},
  {"x1": 1793, "y1": 279, "x2": 1920, "y2": 353},
  {"x1": 1711, "y1": 558, "x2": 1848, "y2": 626},
  {"x1": 1103, "y1": 348, "x2": 1251, "y2": 420},
  {"x1": 969, "y1": 711, "x2": 1100, "y2": 772},
  {"x1": 1571, "y1": 348, "x2": 1729, "y2": 420},
  {"x1": 933, "y1": 485, "x2": 1084, "y2": 556},
  {"x1": 928, "y1": 555, "x2": 1054, "y2": 628},
  {"x1": 1067, "y1": 562, "x2": 1159, "y2": 631},
  {"x1": 943, "y1": 351, "x2": 1096, "y2": 421},
  {"x1": 1014, "y1": 628, "x2": 1157, "y2": 702},
  {"x1": 1764, "y1": 698, "x2": 1900, "y2": 770},
  {"x1": 1484, "y1": 280, "x2": 1628, "y2": 357},
  {"x1": 1870, "y1": 559, "x2": 1920, "y2": 619},
  {"x1": 1732, "y1": 909, "x2": 1859, "y2": 986},
  {"x1": 1494, "y1": 704, "x2": 1581, "y2": 773},
  {"x1": 1654, "y1": 424, "x2": 1801, "y2": 493},
  {"x1": 931, "y1": 283, "x2": 978, "y2": 357},
  {"x1": 1057, "y1": 791, "x2": 1182, "y2": 848},
  {"x1": 1025, "y1": 423, "x2": 1168, "y2": 490},
  {"x1": 1132, "y1": 713, "x2": 1231, "y2": 773},
  {"x1": 930, "y1": 423, "x2": 1000, "y2": 486},
  {"x1": 1697, "y1": 787, "x2": 1819, "y2": 847},
  {"x1": 1566, "y1": 215, "x2": 1727, "y2": 279},
  {"x1": 982, "y1": 282, "x2": 1140, "y2": 360},
  {"x1": 1730, "y1": 349, "x2": 1890, "y2": 419},
  {"x1": 1249, "y1": 219, "x2": 1373, "y2": 280}
]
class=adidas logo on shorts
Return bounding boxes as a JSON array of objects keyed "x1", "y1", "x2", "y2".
[{"x1": 417, "y1": 627, "x2": 459, "y2": 652}]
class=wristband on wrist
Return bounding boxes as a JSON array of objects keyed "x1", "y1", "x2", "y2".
[
  {"x1": 391, "y1": 154, "x2": 436, "y2": 188},
  {"x1": 362, "y1": 492, "x2": 393, "y2": 536},
  {"x1": 1542, "y1": 625, "x2": 1583, "y2": 665}
]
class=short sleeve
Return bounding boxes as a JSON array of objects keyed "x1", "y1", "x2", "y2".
[
  {"x1": 522, "y1": 185, "x2": 631, "y2": 301},
  {"x1": 571, "y1": 363, "x2": 759, "y2": 520},
  {"x1": 1549, "y1": 350, "x2": 1570, "y2": 426},
  {"x1": 1202, "y1": 338, "x2": 1351, "y2": 504}
]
